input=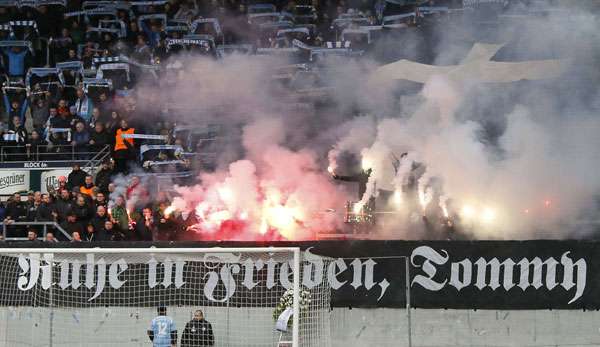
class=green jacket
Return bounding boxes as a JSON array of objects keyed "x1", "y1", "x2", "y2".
[{"x1": 111, "y1": 206, "x2": 129, "y2": 230}]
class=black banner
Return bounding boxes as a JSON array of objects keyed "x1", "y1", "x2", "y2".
[{"x1": 0, "y1": 240, "x2": 597, "y2": 309}]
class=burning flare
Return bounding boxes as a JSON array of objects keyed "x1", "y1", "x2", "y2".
[{"x1": 164, "y1": 156, "x2": 344, "y2": 240}]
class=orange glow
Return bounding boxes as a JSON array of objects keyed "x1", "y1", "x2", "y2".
[{"x1": 164, "y1": 205, "x2": 176, "y2": 218}]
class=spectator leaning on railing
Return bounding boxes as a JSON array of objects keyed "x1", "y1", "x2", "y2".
[
  {"x1": 60, "y1": 212, "x2": 83, "y2": 239},
  {"x1": 89, "y1": 122, "x2": 111, "y2": 152},
  {"x1": 4, "y1": 193, "x2": 27, "y2": 224},
  {"x1": 71, "y1": 121, "x2": 90, "y2": 156},
  {"x1": 25, "y1": 130, "x2": 47, "y2": 160},
  {"x1": 36, "y1": 193, "x2": 54, "y2": 222}
]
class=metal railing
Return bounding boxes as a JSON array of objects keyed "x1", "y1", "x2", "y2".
[
  {"x1": 83, "y1": 145, "x2": 112, "y2": 175},
  {"x1": 2, "y1": 221, "x2": 71, "y2": 241},
  {"x1": 0, "y1": 144, "x2": 110, "y2": 163}
]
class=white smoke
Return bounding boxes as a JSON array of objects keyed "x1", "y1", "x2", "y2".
[
  {"x1": 129, "y1": 2, "x2": 600, "y2": 240},
  {"x1": 331, "y1": 4, "x2": 600, "y2": 239}
]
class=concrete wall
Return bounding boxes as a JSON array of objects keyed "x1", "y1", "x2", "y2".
[
  {"x1": 2, "y1": 307, "x2": 600, "y2": 347},
  {"x1": 331, "y1": 308, "x2": 600, "y2": 347},
  {"x1": 0, "y1": 306, "x2": 327, "y2": 347}
]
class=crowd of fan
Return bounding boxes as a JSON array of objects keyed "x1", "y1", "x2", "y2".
[
  {"x1": 0, "y1": 161, "x2": 194, "y2": 241},
  {"x1": 0, "y1": 0, "x2": 454, "y2": 240},
  {"x1": 0, "y1": 0, "x2": 408, "y2": 165}
]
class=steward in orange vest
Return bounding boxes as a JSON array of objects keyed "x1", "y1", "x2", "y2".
[
  {"x1": 113, "y1": 119, "x2": 135, "y2": 174},
  {"x1": 115, "y1": 126, "x2": 135, "y2": 151}
]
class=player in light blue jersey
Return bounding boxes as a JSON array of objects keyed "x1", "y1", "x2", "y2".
[{"x1": 148, "y1": 306, "x2": 178, "y2": 347}]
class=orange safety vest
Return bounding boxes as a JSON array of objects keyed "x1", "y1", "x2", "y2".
[
  {"x1": 80, "y1": 185, "x2": 94, "y2": 196},
  {"x1": 115, "y1": 128, "x2": 135, "y2": 151}
]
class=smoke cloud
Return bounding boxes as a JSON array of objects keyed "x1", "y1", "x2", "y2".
[
  {"x1": 137, "y1": 2, "x2": 599, "y2": 240},
  {"x1": 326, "y1": 4, "x2": 600, "y2": 239}
]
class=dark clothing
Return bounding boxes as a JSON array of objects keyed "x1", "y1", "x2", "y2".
[
  {"x1": 155, "y1": 215, "x2": 177, "y2": 241},
  {"x1": 0, "y1": 203, "x2": 6, "y2": 221},
  {"x1": 50, "y1": 115, "x2": 72, "y2": 129},
  {"x1": 6, "y1": 201, "x2": 27, "y2": 222},
  {"x1": 89, "y1": 129, "x2": 112, "y2": 152},
  {"x1": 134, "y1": 216, "x2": 156, "y2": 241},
  {"x1": 59, "y1": 221, "x2": 83, "y2": 240},
  {"x1": 113, "y1": 149, "x2": 132, "y2": 175},
  {"x1": 72, "y1": 130, "x2": 90, "y2": 147},
  {"x1": 87, "y1": 228, "x2": 109, "y2": 241},
  {"x1": 107, "y1": 227, "x2": 126, "y2": 241},
  {"x1": 31, "y1": 103, "x2": 49, "y2": 130},
  {"x1": 26, "y1": 202, "x2": 42, "y2": 221},
  {"x1": 70, "y1": 114, "x2": 85, "y2": 130},
  {"x1": 35, "y1": 202, "x2": 55, "y2": 222},
  {"x1": 90, "y1": 215, "x2": 108, "y2": 234},
  {"x1": 96, "y1": 99, "x2": 114, "y2": 118},
  {"x1": 54, "y1": 198, "x2": 72, "y2": 221},
  {"x1": 67, "y1": 169, "x2": 88, "y2": 190},
  {"x1": 333, "y1": 170, "x2": 372, "y2": 199},
  {"x1": 46, "y1": 133, "x2": 70, "y2": 160},
  {"x1": 72, "y1": 204, "x2": 93, "y2": 227},
  {"x1": 94, "y1": 199, "x2": 108, "y2": 210},
  {"x1": 26, "y1": 138, "x2": 48, "y2": 161},
  {"x1": 181, "y1": 319, "x2": 214, "y2": 347},
  {"x1": 94, "y1": 167, "x2": 113, "y2": 193}
]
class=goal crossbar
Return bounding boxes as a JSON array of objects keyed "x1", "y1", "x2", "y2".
[{"x1": 0, "y1": 247, "x2": 302, "y2": 254}]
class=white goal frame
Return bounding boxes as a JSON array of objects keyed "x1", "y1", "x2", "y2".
[{"x1": 0, "y1": 247, "x2": 304, "y2": 347}]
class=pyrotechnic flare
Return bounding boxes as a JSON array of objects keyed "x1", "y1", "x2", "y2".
[
  {"x1": 353, "y1": 201, "x2": 364, "y2": 215},
  {"x1": 417, "y1": 170, "x2": 433, "y2": 214},
  {"x1": 327, "y1": 115, "x2": 377, "y2": 180},
  {"x1": 461, "y1": 205, "x2": 475, "y2": 220},
  {"x1": 418, "y1": 187, "x2": 433, "y2": 213},
  {"x1": 439, "y1": 196, "x2": 449, "y2": 219},
  {"x1": 392, "y1": 153, "x2": 416, "y2": 191},
  {"x1": 164, "y1": 205, "x2": 176, "y2": 218},
  {"x1": 169, "y1": 146, "x2": 345, "y2": 240},
  {"x1": 327, "y1": 147, "x2": 340, "y2": 175},
  {"x1": 218, "y1": 186, "x2": 234, "y2": 203},
  {"x1": 481, "y1": 207, "x2": 496, "y2": 224},
  {"x1": 393, "y1": 190, "x2": 402, "y2": 208},
  {"x1": 361, "y1": 157, "x2": 372, "y2": 171},
  {"x1": 259, "y1": 217, "x2": 268, "y2": 235}
]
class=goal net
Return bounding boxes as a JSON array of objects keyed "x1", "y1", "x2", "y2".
[{"x1": 0, "y1": 247, "x2": 331, "y2": 347}]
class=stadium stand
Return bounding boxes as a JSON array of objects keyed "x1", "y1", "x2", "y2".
[{"x1": 0, "y1": 0, "x2": 505, "y2": 240}]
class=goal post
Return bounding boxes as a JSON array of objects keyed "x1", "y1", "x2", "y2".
[{"x1": 0, "y1": 247, "x2": 332, "y2": 347}]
